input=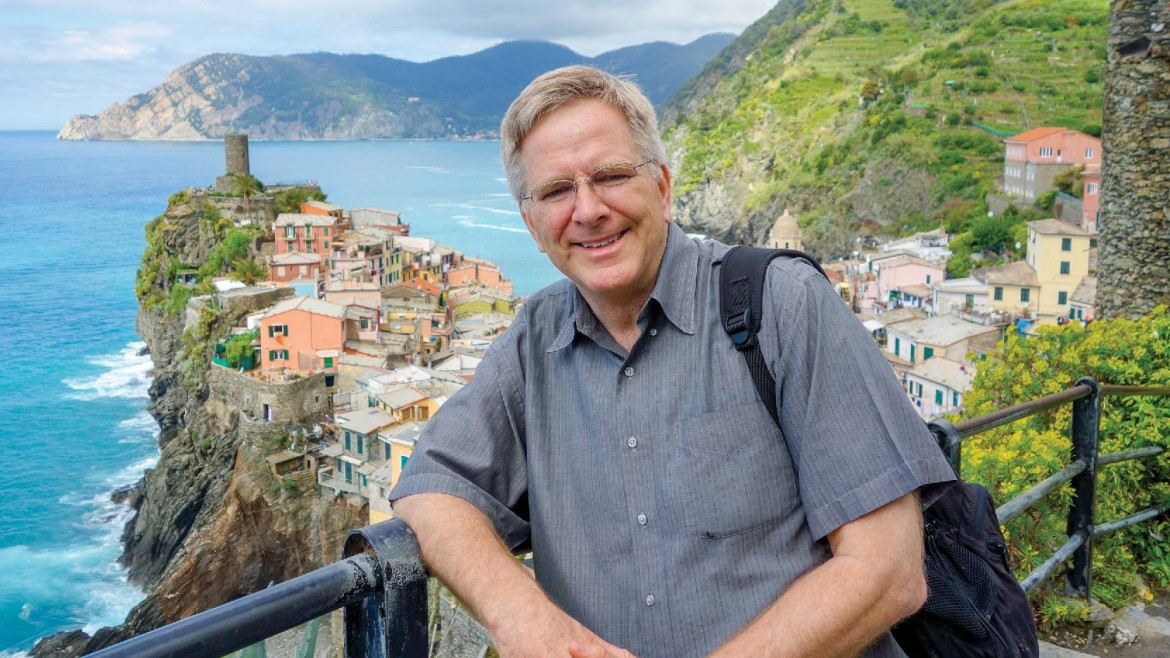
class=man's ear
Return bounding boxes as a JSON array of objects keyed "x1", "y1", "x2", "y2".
[
  {"x1": 520, "y1": 205, "x2": 546, "y2": 254},
  {"x1": 657, "y1": 163, "x2": 673, "y2": 223}
]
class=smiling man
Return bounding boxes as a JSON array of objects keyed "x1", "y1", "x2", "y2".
[{"x1": 391, "y1": 66, "x2": 954, "y2": 658}]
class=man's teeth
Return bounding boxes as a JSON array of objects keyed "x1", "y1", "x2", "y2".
[{"x1": 582, "y1": 232, "x2": 622, "y2": 248}]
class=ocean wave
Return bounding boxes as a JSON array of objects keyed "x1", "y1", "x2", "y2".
[
  {"x1": 431, "y1": 202, "x2": 520, "y2": 217},
  {"x1": 457, "y1": 220, "x2": 529, "y2": 235},
  {"x1": 0, "y1": 649, "x2": 31, "y2": 658},
  {"x1": 116, "y1": 412, "x2": 160, "y2": 445},
  {"x1": 61, "y1": 343, "x2": 152, "y2": 401},
  {"x1": 404, "y1": 165, "x2": 450, "y2": 174}
]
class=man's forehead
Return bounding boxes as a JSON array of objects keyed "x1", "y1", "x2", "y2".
[{"x1": 520, "y1": 100, "x2": 637, "y2": 174}]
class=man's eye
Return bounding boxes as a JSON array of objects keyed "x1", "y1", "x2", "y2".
[
  {"x1": 592, "y1": 165, "x2": 637, "y2": 186},
  {"x1": 535, "y1": 182, "x2": 573, "y2": 202}
]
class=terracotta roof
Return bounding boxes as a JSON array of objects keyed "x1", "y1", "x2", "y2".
[
  {"x1": 1006, "y1": 126, "x2": 1066, "y2": 143},
  {"x1": 982, "y1": 261, "x2": 1040, "y2": 287},
  {"x1": 1027, "y1": 218, "x2": 1094, "y2": 236},
  {"x1": 263, "y1": 295, "x2": 347, "y2": 319},
  {"x1": 899, "y1": 284, "x2": 933, "y2": 299},
  {"x1": 1070, "y1": 276, "x2": 1097, "y2": 305},
  {"x1": 304, "y1": 200, "x2": 343, "y2": 212},
  {"x1": 270, "y1": 252, "x2": 322, "y2": 265},
  {"x1": 887, "y1": 315, "x2": 1002, "y2": 347},
  {"x1": 873, "y1": 307, "x2": 927, "y2": 325}
]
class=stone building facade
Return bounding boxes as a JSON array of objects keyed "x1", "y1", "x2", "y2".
[
  {"x1": 207, "y1": 364, "x2": 330, "y2": 427},
  {"x1": 1097, "y1": 1, "x2": 1170, "y2": 317}
]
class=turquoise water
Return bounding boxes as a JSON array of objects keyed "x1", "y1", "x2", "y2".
[{"x1": 0, "y1": 132, "x2": 559, "y2": 654}]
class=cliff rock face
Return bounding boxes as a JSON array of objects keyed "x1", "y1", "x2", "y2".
[{"x1": 32, "y1": 192, "x2": 364, "y2": 657}]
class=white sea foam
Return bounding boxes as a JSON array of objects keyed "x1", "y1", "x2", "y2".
[
  {"x1": 432, "y1": 202, "x2": 520, "y2": 217},
  {"x1": 0, "y1": 650, "x2": 31, "y2": 658},
  {"x1": 404, "y1": 165, "x2": 450, "y2": 174},
  {"x1": 117, "y1": 411, "x2": 160, "y2": 445},
  {"x1": 457, "y1": 220, "x2": 529, "y2": 234},
  {"x1": 61, "y1": 343, "x2": 152, "y2": 401}
]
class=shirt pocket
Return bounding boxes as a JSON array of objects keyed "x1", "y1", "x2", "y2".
[{"x1": 677, "y1": 402, "x2": 800, "y2": 538}]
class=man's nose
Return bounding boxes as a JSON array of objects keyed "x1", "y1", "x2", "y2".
[{"x1": 571, "y1": 180, "x2": 608, "y2": 226}]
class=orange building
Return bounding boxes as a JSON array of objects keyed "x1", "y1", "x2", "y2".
[
  {"x1": 268, "y1": 252, "x2": 323, "y2": 284},
  {"x1": 259, "y1": 296, "x2": 346, "y2": 374},
  {"x1": 1081, "y1": 164, "x2": 1101, "y2": 233},
  {"x1": 446, "y1": 257, "x2": 514, "y2": 297}
]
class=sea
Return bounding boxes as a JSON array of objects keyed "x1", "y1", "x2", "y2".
[{"x1": 0, "y1": 131, "x2": 560, "y2": 655}]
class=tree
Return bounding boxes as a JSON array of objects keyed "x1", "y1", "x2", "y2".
[
  {"x1": 860, "y1": 79, "x2": 881, "y2": 104},
  {"x1": 231, "y1": 257, "x2": 266, "y2": 286},
  {"x1": 970, "y1": 213, "x2": 1017, "y2": 254},
  {"x1": 230, "y1": 172, "x2": 263, "y2": 213},
  {"x1": 1052, "y1": 165, "x2": 1084, "y2": 198}
]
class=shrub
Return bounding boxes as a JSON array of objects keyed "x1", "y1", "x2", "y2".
[{"x1": 960, "y1": 309, "x2": 1170, "y2": 607}]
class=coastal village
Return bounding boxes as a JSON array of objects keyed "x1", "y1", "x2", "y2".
[{"x1": 187, "y1": 125, "x2": 1103, "y2": 527}]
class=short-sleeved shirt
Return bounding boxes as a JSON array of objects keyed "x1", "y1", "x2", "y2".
[{"x1": 391, "y1": 223, "x2": 955, "y2": 658}]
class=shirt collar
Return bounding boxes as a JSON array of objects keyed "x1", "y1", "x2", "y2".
[{"x1": 547, "y1": 222, "x2": 698, "y2": 352}]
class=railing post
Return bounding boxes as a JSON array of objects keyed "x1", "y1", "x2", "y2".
[
  {"x1": 927, "y1": 419, "x2": 963, "y2": 476},
  {"x1": 1066, "y1": 377, "x2": 1101, "y2": 599},
  {"x1": 343, "y1": 519, "x2": 429, "y2": 658}
]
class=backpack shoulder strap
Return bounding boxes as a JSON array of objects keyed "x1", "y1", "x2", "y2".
[{"x1": 719, "y1": 245, "x2": 829, "y2": 426}]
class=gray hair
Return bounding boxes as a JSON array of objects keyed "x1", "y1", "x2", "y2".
[{"x1": 500, "y1": 65, "x2": 667, "y2": 201}]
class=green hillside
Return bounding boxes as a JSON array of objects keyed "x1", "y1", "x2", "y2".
[{"x1": 663, "y1": 0, "x2": 1107, "y2": 257}]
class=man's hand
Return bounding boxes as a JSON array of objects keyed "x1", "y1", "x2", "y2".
[{"x1": 393, "y1": 493, "x2": 637, "y2": 658}]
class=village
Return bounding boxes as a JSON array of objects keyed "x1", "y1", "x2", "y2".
[{"x1": 189, "y1": 125, "x2": 1101, "y2": 528}]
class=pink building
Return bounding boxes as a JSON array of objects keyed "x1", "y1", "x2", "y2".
[
  {"x1": 268, "y1": 252, "x2": 323, "y2": 284},
  {"x1": 1002, "y1": 127, "x2": 1101, "y2": 203},
  {"x1": 259, "y1": 297, "x2": 346, "y2": 374},
  {"x1": 274, "y1": 213, "x2": 340, "y2": 259},
  {"x1": 446, "y1": 257, "x2": 514, "y2": 297},
  {"x1": 858, "y1": 253, "x2": 947, "y2": 313}
]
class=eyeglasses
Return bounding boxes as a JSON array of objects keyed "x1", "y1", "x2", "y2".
[{"x1": 521, "y1": 160, "x2": 655, "y2": 211}]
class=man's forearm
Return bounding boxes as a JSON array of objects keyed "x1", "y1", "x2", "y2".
[
  {"x1": 392, "y1": 493, "x2": 545, "y2": 631},
  {"x1": 710, "y1": 493, "x2": 926, "y2": 658}
]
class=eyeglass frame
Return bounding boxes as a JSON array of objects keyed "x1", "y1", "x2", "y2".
[{"x1": 519, "y1": 159, "x2": 657, "y2": 208}]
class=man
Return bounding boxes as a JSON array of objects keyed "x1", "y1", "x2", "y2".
[{"x1": 391, "y1": 66, "x2": 955, "y2": 658}]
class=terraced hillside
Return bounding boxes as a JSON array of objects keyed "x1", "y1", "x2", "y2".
[{"x1": 663, "y1": 0, "x2": 1107, "y2": 257}]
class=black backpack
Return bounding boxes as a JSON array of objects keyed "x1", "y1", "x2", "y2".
[{"x1": 718, "y1": 245, "x2": 1039, "y2": 658}]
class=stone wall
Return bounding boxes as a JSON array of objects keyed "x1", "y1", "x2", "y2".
[
  {"x1": 225, "y1": 134, "x2": 250, "y2": 176},
  {"x1": 207, "y1": 365, "x2": 330, "y2": 427},
  {"x1": 430, "y1": 584, "x2": 492, "y2": 658},
  {"x1": 1098, "y1": 1, "x2": 1170, "y2": 317}
]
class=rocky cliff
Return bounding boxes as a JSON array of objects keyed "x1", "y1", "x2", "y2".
[{"x1": 31, "y1": 190, "x2": 364, "y2": 657}]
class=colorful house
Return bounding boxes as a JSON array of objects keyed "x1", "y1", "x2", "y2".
[
  {"x1": 857, "y1": 253, "x2": 947, "y2": 314},
  {"x1": 1002, "y1": 127, "x2": 1101, "y2": 203},
  {"x1": 446, "y1": 257, "x2": 513, "y2": 297},
  {"x1": 268, "y1": 252, "x2": 323, "y2": 284},
  {"x1": 368, "y1": 422, "x2": 423, "y2": 524},
  {"x1": 318, "y1": 407, "x2": 396, "y2": 498},
  {"x1": 884, "y1": 315, "x2": 1002, "y2": 366},
  {"x1": 1024, "y1": 219, "x2": 1094, "y2": 325},
  {"x1": 1082, "y1": 164, "x2": 1101, "y2": 233},
  {"x1": 274, "y1": 213, "x2": 339, "y2": 259},
  {"x1": 904, "y1": 357, "x2": 976, "y2": 420},
  {"x1": 258, "y1": 296, "x2": 346, "y2": 374}
]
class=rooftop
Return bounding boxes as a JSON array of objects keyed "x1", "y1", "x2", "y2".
[
  {"x1": 336, "y1": 407, "x2": 397, "y2": 436},
  {"x1": 981, "y1": 261, "x2": 1040, "y2": 288},
  {"x1": 1005, "y1": 126, "x2": 1066, "y2": 143},
  {"x1": 377, "y1": 385, "x2": 429, "y2": 410},
  {"x1": 275, "y1": 213, "x2": 338, "y2": 227},
  {"x1": 887, "y1": 315, "x2": 1001, "y2": 346},
  {"x1": 908, "y1": 357, "x2": 976, "y2": 392},
  {"x1": 1070, "y1": 275, "x2": 1097, "y2": 305},
  {"x1": 263, "y1": 295, "x2": 347, "y2": 320},
  {"x1": 270, "y1": 252, "x2": 322, "y2": 266},
  {"x1": 1027, "y1": 218, "x2": 1095, "y2": 237}
]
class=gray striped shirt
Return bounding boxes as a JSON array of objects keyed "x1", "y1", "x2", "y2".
[{"x1": 391, "y1": 223, "x2": 954, "y2": 657}]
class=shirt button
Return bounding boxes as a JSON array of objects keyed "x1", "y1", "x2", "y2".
[
  {"x1": 624, "y1": 366, "x2": 635, "y2": 377},
  {"x1": 645, "y1": 594, "x2": 655, "y2": 607},
  {"x1": 627, "y1": 436, "x2": 638, "y2": 448},
  {"x1": 649, "y1": 328, "x2": 658, "y2": 336},
  {"x1": 637, "y1": 513, "x2": 647, "y2": 525}
]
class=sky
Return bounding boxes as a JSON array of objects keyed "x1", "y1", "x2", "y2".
[{"x1": 0, "y1": 0, "x2": 778, "y2": 130}]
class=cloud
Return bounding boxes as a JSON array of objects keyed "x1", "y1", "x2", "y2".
[{"x1": 48, "y1": 22, "x2": 174, "y2": 61}]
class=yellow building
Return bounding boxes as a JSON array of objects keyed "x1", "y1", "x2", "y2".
[
  {"x1": 1024, "y1": 219, "x2": 1094, "y2": 324},
  {"x1": 368, "y1": 422, "x2": 423, "y2": 524},
  {"x1": 981, "y1": 219, "x2": 1095, "y2": 326}
]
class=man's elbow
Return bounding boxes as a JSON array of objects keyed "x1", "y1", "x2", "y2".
[{"x1": 888, "y1": 567, "x2": 928, "y2": 621}]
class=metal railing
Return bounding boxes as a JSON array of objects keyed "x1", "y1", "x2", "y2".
[
  {"x1": 928, "y1": 377, "x2": 1169, "y2": 597},
  {"x1": 88, "y1": 377, "x2": 1169, "y2": 657}
]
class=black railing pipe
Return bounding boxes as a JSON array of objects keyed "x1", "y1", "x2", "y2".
[
  {"x1": 1094, "y1": 507, "x2": 1167, "y2": 537},
  {"x1": 995, "y1": 458, "x2": 1088, "y2": 525},
  {"x1": 1066, "y1": 377, "x2": 1101, "y2": 598},
  {"x1": 926, "y1": 419, "x2": 962, "y2": 476},
  {"x1": 952, "y1": 384, "x2": 1092, "y2": 437},
  {"x1": 87, "y1": 554, "x2": 382, "y2": 658},
  {"x1": 1021, "y1": 530, "x2": 1088, "y2": 593},
  {"x1": 1098, "y1": 446, "x2": 1165, "y2": 466},
  {"x1": 343, "y1": 518, "x2": 428, "y2": 658}
]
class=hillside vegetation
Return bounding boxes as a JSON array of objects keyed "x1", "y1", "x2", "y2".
[{"x1": 663, "y1": 0, "x2": 1106, "y2": 257}]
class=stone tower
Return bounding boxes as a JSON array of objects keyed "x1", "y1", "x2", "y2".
[
  {"x1": 225, "y1": 134, "x2": 250, "y2": 176},
  {"x1": 1096, "y1": 1, "x2": 1170, "y2": 318}
]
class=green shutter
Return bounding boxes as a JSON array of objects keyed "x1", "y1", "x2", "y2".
[
  {"x1": 935, "y1": 390, "x2": 943, "y2": 405},
  {"x1": 923, "y1": 347, "x2": 934, "y2": 360}
]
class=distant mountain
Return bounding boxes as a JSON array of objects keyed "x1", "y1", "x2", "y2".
[
  {"x1": 660, "y1": 0, "x2": 1107, "y2": 255},
  {"x1": 57, "y1": 35, "x2": 734, "y2": 141}
]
